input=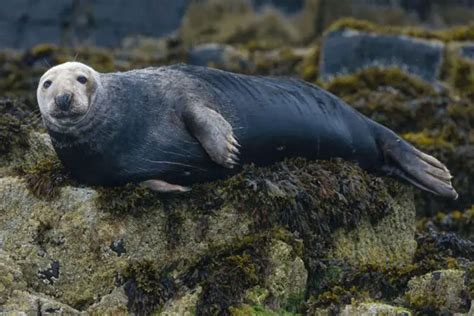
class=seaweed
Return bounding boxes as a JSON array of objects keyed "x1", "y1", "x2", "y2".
[
  {"x1": 323, "y1": 66, "x2": 474, "y2": 214},
  {"x1": 123, "y1": 260, "x2": 177, "y2": 315},
  {"x1": 327, "y1": 17, "x2": 474, "y2": 42},
  {"x1": 96, "y1": 183, "x2": 162, "y2": 216},
  {"x1": 15, "y1": 156, "x2": 71, "y2": 200},
  {"x1": 0, "y1": 98, "x2": 37, "y2": 156}
]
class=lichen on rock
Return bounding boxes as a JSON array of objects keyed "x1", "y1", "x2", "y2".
[{"x1": 405, "y1": 269, "x2": 470, "y2": 313}]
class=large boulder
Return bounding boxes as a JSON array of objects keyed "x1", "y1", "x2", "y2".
[{"x1": 0, "y1": 132, "x2": 416, "y2": 314}]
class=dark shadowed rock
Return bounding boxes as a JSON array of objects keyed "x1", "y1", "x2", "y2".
[
  {"x1": 320, "y1": 30, "x2": 445, "y2": 82},
  {"x1": 459, "y1": 43, "x2": 474, "y2": 60}
]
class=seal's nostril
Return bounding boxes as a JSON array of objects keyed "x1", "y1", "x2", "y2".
[{"x1": 55, "y1": 93, "x2": 73, "y2": 111}]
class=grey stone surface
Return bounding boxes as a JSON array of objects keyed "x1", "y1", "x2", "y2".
[
  {"x1": 320, "y1": 30, "x2": 445, "y2": 82},
  {"x1": 460, "y1": 43, "x2": 474, "y2": 60},
  {"x1": 0, "y1": 0, "x2": 187, "y2": 48}
]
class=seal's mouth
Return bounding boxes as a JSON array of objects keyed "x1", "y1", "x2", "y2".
[{"x1": 49, "y1": 111, "x2": 86, "y2": 126}]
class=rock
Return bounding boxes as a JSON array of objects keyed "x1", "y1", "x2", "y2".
[
  {"x1": 405, "y1": 269, "x2": 469, "y2": 313},
  {"x1": 328, "y1": 192, "x2": 417, "y2": 267},
  {"x1": 0, "y1": 250, "x2": 27, "y2": 304},
  {"x1": 0, "y1": 0, "x2": 187, "y2": 48},
  {"x1": 340, "y1": 302, "x2": 412, "y2": 316},
  {"x1": 459, "y1": 43, "x2": 474, "y2": 60},
  {"x1": 187, "y1": 43, "x2": 250, "y2": 70},
  {"x1": 320, "y1": 30, "x2": 445, "y2": 82},
  {"x1": 252, "y1": 0, "x2": 304, "y2": 15},
  {"x1": 242, "y1": 239, "x2": 307, "y2": 311},
  {"x1": 263, "y1": 240, "x2": 307, "y2": 308},
  {"x1": 161, "y1": 287, "x2": 201, "y2": 316},
  {"x1": 0, "y1": 132, "x2": 417, "y2": 314},
  {"x1": 86, "y1": 286, "x2": 129, "y2": 315},
  {"x1": 1, "y1": 290, "x2": 80, "y2": 315}
]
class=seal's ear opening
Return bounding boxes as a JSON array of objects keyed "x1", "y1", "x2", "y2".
[{"x1": 379, "y1": 132, "x2": 458, "y2": 200}]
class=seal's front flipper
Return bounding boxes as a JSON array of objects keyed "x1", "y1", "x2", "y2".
[
  {"x1": 183, "y1": 104, "x2": 240, "y2": 168},
  {"x1": 380, "y1": 132, "x2": 458, "y2": 200},
  {"x1": 141, "y1": 180, "x2": 191, "y2": 193}
]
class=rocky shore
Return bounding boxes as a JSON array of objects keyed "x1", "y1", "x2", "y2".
[{"x1": 1, "y1": 17, "x2": 473, "y2": 315}]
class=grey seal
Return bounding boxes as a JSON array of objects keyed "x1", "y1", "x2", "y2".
[{"x1": 36, "y1": 62, "x2": 458, "y2": 198}]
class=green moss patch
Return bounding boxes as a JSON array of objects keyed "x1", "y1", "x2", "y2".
[
  {"x1": 0, "y1": 98, "x2": 38, "y2": 157},
  {"x1": 96, "y1": 183, "x2": 162, "y2": 216},
  {"x1": 122, "y1": 260, "x2": 177, "y2": 315},
  {"x1": 14, "y1": 156, "x2": 70, "y2": 200},
  {"x1": 327, "y1": 18, "x2": 474, "y2": 43}
]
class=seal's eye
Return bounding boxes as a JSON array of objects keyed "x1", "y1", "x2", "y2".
[
  {"x1": 77, "y1": 76, "x2": 88, "y2": 84},
  {"x1": 43, "y1": 80, "x2": 52, "y2": 89}
]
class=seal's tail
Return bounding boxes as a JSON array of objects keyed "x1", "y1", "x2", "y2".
[{"x1": 376, "y1": 127, "x2": 458, "y2": 199}]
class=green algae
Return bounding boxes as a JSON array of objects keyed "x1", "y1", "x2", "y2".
[
  {"x1": 324, "y1": 67, "x2": 435, "y2": 101},
  {"x1": 306, "y1": 213, "x2": 473, "y2": 314},
  {"x1": 323, "y1": 65, "x2": 474, "y2": 214},
  {"x1": 405, "y1": 269, "x2": 469, "y2": 313},
  {"x1": 323, "y1": 67, "x2": 442, "y2": 133},
  {"x1": 448, "y1": 50, "x2": 474, "y2": 101},
  {"x1": 419, "y1": 206, "x2": 474, "y2": 240},
  {"x1": 96, "y1": 183, "x2": 162, "y2": 216},
  {"x1": 119, "y1": 225, "x2": 306, "y2": 314},
  {"x1": 299, "y1": 45, "x2": 321, "y2": 84},
  {"x1": 121, "y1": 231, "x2": 274, "y2": 315},
  {"x1": 327, "y1": 17, "x2": 474, "y2": 43},
  {"x1": 14, "y1": 156, "x2": 70, "y2": 200},
  {"x1": 122, "y1": 260, "x2": 177, "y2": 315},
  {"x1": 0, "y1": 98, "x2": 37, "y2": 157},
  {"x1": 229, "y1": 304, "x2": 301, "y2": 316},
  {"x1": 180, "y1": 0, "x2": 303, "y2": 50}
]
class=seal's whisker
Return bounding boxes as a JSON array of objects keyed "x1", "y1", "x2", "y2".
[
  {"x1": 26, "y1": 116, "x2": 42, "y2": 125},
  {"x1": 42, "y1": 58, "x2": 51, "y2": 67},
  {"x1": 141, "y1": 158, "x2": 206, "y2": 171},
  {"x1": 155, "y1": 147, "x2": 194, "y2": 158}
]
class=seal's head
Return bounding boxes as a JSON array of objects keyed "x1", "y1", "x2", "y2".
[{"x1": 37, "y1": 62, "x2": 99, "y2": 127}]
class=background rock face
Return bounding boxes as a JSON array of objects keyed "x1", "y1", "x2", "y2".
[
  {"x1": 3, "y1": 0, "x2": 474, "y2": 48},
  {"x1": 0, "y1": 0, "x2": 187, "y2": 48},
  {"x1": 320, "y1": 30, "x2": 444, "y2": 82}
]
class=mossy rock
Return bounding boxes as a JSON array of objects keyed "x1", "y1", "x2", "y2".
[
  {"x1": 327, "y1": 18, "x2": 474, "y2": 43},
  {"x1": 339, "y1": 302, "x2": 412, "y2": 316},
  {"x1": 0, "y1": 152, "x2": 417, "y2": 314},
  {"x1": 405, "y1": 269, "x2": 470, "y2": 313}
]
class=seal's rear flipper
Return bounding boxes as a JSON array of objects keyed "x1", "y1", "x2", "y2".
[{"x1": 380, "y1": 134, "x2": 458, "y2": 200}]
